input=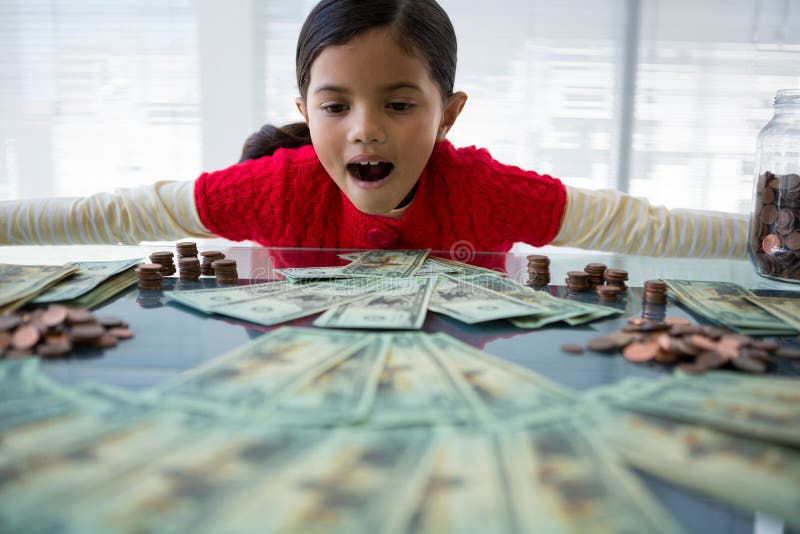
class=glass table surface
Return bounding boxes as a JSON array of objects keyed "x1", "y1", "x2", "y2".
[{"x1": 3, "y1": 245, "x2": 799, "y2": 534}]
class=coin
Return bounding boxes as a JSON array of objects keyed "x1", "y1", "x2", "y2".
[
  {"x1": 623, "y1": 341, "x2": 659, "y2": 362},
  {"x1": 560, "y1": 344, "x2": 584, "y2": 354},
  {"x1": 41, "y1": 305, "x2": 68, "y2": 328},
  {"x1": 762, "y1": 234, "x2": 783, "y2": 254},
  {"x1": 12, "y1": 325, "x2": 40, "y2": 351}
]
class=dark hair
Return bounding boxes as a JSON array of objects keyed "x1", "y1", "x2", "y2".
[{"x1": 239, "y1": 0, "x2": 457, "y2": 163}]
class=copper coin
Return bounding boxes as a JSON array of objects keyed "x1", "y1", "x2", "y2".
[
  {"x1": 98, "y1": 317, "x2": 126, "y2": 328},
  {"x1": 560, "y1": 344, "x2": 585, "y2": 355},
  {"x1": 12, "y1": 325, "x2": 40, "y2": 351},
  {"x1": 0, "y1": 314, "x2": 22, "y2": 332},
  {"x1": 781, "y1": 173, "x2": 800, "y2": 191},
  {"x1": 37, "y1": 343, "x2": 72, "y2": 359},
  {"x1": 66, "y1": 307, "x2": 94, "y2": 324},
  {"x1": 762, "y1": 187, "x2": 775, "y2": 204},
  {"x1": 526, "y1": 255, "x2": 549, "y2": 262},
  {"x1": 587, "y1": 336, "x2": 620, "y2": 353},
  {"x1": 69, "y1": 323, "x2": 106, "y2": 343},
  {"x1": 786, "y1": 232, "x2": 800, "y2": 251},
  {"x1": 751, "y1": 340, "x2": 779, "y2": 351},
  {"x1": 45, "y1": 332, "x2": 71, "y2": 346},
  {"x1": 623, "y1": 341, "x2": 659, "y2": 362},
  {"x1": 108, "y1": 327, "x2": 135, "y2": 340},
  {"x1": 731, "y1": 354, "x2": 766, "y2": 374},
  {"x1": 0, "y1": 331, "x2": 12, "y2": 351},
  {"x1": 41, "y1": 305, "x2": 68, "y2": 328},
  {"x1": 212, "y1": 259, "x2": 236, "y2": 267},
  {"x1": 761, "y1": 205, "x2": 778, "y2": 225},
  {"x1": 696, "y1": 350, "x2": 726, "y2": 369},
  {"x1": 654, "y1": 349, "x2": 678, "y2": 363},
  {"x1": 761, "y1": 234, "x2": 783, "y2": 254},
  {"x1": 137, "y1": 263, "x2": 164, "y2": 273},
  {"x1": 93, "y1": 334, "x2": 119, "y2": 349},
  {"x1": 688, "y1": 334, "x2": 718, "y2": 352}
]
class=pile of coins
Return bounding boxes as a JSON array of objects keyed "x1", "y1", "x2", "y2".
[
  {"x1": 750, "y1": 171, "x2": 800, "y2": 280},
  {"x1": 178, "y1": 257, "x2": 202, "y2": 280},
  {"x1": 596, "y1": 284, "x2": 623, "y2": 303},
  {"x1": 584, "y1": 263, "x2": 606, "y2": 287},
  {"x1": 149, "y1": 251, "x2": 175, "y2": 276},
  {"x1": 580, "y1": 316, "x2": 800, "y2": 374},
  {"x1": 643, "y1": 279, "x2": 668, "y2": 305},
  {"x1": 527, "y1": 255, "x2": 550, "y2": 287},
  {"x1": 200, "y1": 251, "x2": 225, "y2": 276},
  {"x1": 604, "y1": 268, "x2": 629, "y2": 290},
  {"x1": 212, "y1": 258, "x2": 239, "y2": 284},
  {"x1": 565, "y1": 271, "x2": 590, "y2": 292},
  {"x1": 135, "y1": 263, "x2": 163, "y2": 290},
  {"x1": 0, "y1": 304, "x2": 134, "y2": 359}
]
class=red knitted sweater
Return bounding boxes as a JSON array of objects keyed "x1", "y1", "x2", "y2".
[{"x1": 194, "y1": 140, "x2": 566, "y2": 252}]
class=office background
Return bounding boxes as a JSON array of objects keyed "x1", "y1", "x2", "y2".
[{"x1": 1, "y1": 0, "x2": 798, "y2": 250}]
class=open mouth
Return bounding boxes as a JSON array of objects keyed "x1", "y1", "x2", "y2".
[{"x1": 347, "y1": 161, "x2": 394, "y2": 182}]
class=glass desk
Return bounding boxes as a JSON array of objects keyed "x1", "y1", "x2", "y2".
[{"x1": 3, "y1": 245, "x2": 799, "y2": 533}]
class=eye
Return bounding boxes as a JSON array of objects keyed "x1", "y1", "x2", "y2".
[
  {"x1": 388, "y1": 102, "x2": 413, "y2": 112},
  {"x1": 321, "y1": 103, "x2": 347, "y2": 114}
]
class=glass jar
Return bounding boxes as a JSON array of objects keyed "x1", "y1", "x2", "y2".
[{"x1": 748, "y1": 89, "x2": 800, "y2": 283}]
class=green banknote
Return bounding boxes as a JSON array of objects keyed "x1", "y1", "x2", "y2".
[
  {"x1": 428, "y1": 274, "x2": 544, "y2": 324},
  {"x1": 744, "y1": 294, "x2": 800, "y2": 331},
  {"x1": 0, "y1": 263, "x2": 80, "y2": 313},
  {"x1": 32, "y1": 259, "x2": 142, "y2": 304},
  {"x1": 164, "y1": 281, "x2": 292, "y2": 313},
  {"x1": 338, "y1": 249, "x2": 430, "y2": 278}
]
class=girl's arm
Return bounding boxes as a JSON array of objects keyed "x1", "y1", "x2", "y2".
[
  {"x1": 552, "y1": 186, "x2": 748, "y2": 258},
  {"x1": 0, "y1": 180, "x2": 213, "y2": 245}
]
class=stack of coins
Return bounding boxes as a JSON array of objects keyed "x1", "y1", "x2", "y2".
[
  {"x1": 176, "y1": 241, "x2": 198, "y2": 261},
  {"x1": 583, "y1": 263, "x2": 606, "y2": 287},
  {"x1": 149, "y1": 251, "x2": 176, "y2": 276},
  {"x1": 604, "y1": 268, "x2": 629, "y2": 290},
  {"x1": 595, "y1": 284, "x2": 623, "y2": 302},
  {"x1": 135, "y1": 263, "x2": 163, "y2": 290},
  {"x1": 526, "y1": 255, "x2": 550, "y2": 287},
  {"x1": 565, "y1": 271, "x2": 591, "y2": 292},
  {"x1": 643, "y1": 279, "x2": 668, "y2": 305},
  {"x1": 0, "y1": 304, "x2": 134, "y2": 360},
  {"x1": 212, "y1": 258, "x2": 238, "y2": 284},
  {"x1": 581, "y1": 316, "x2": 800, "y2": 374},
  {"x1": 178, "y1": 257, "x2": 202, "y2": 280},
  {"x1": 200, "y1": 251, "x2": 225, "y2": 276}
]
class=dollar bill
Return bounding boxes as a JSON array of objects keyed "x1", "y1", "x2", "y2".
[
  {"x1": 578, "y1": 405, "x2": 800, "y2": 529},
  {"x1": 427, "y1": 255, "x2": 504, "y2": 277},
  {"x1": 744, "y1": 294, "x2": 800, "y2": 331},
  {"x1": 313, "y1": 276, "x2": 435, "y2": 329},
  {"x1": 208, "y1": 279, "x2": 379, "y2": 326},
  {"x1": 155, "y1": 327, "x2": 370, "y2": 415},
  {"x1": 428, "y1": 274, "x2": 544, "y2": 324},
  {"x1": 393, "y1": 427, "x2": 515, "y2": 533},
  {"x1": 274, "y1": 266, "x2": 373, "y2": 283},
  {"x1": 164, "y1": 281, "x2": 292, "y2": 313},
  {"x1": 70, "y1": 268, "x2": 140, "y2": 309},
  {"x1": 463, "y1": 274, "x2": 620, "y2": 328},
  {"x1": 585, "y1": 374, "x2": 800, "y2": 448},
  {"x1": 368, "y1": 333, "x2": 476, "y2": 426},
  {"x1": 663, "y1": 279, "x2": 797, "y2": 335},
  {"x1": 428, "y1": 333, "x2": 574, "y2": 426},
  {"x1": 269, "y1": 335, "x2": 390, "y2": 426},
  {"x1": 338, "y1": 249, "x2": 430, "y2": 278},
  {"x1": 0, "y1": 263, "x2": 80, "y2": 313},
  {"x1": 32, "y1": 259, "x2": 142, "y2": 303},
  {"x1": 499, "y1": 417, "x2": 685, "y2": 533}
]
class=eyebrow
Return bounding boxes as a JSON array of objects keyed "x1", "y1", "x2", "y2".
[{"x1": 313, "y1": 82, "x2": 423, "y2": 95}]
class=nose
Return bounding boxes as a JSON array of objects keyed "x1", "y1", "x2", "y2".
[{"x1": 347, "y1": 107, "x2": 386, "y2": 144}]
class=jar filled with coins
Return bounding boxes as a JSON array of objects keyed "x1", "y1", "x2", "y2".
[{"x1": 748, "y1": 89, "x2": 800, "y2": 283}]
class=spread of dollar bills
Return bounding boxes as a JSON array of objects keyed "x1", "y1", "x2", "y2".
[
  {"x1": 165, "y1": 250, "x2": 622, "y2": 329},
  {"x1": 2, "y1": 328, "x2": 798, "y2": 532}
]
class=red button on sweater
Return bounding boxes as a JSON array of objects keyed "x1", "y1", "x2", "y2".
[{"x1": 194, "y1": 140, "x2": 566, "y2": 252}]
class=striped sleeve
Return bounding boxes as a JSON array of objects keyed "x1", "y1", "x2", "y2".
[
  {"x1": 1, "y1": 180, "x2": 213, "y2": 245},
  {"x1": 551, "y1": 185, "x2": 748, "y2": 258}
]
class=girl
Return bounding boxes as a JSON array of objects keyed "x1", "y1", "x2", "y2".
[{"x1": 1, "y1": 0, "x2": 746, "y2": 258}]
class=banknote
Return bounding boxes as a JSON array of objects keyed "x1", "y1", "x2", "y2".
[
  {"x1": 579, "y1": 405, "x2": 800, "y2": 529},
  {"x1": 428, "y1": 274, "x2": 544, "y2": 324},
  {"x1": 70, "y1": 268, "x2": 140, "y2": 309},
  {"x1": 463, "y1": 274, "x2": 620, "y2": 328},
  {"x1": 0, "y1": 263, "x2": 80, "y2": 313},
  {"x1": 32, "y1": 259, "x2": 142, "y2": 303},
  {"x1": 155, "y1": 327, "x2": 370, "y2": 415},
  {"x1": 312, "y1": 276, "x2": 435, "y2": 329},
  {"x1": 269, "y1": 335, "x2": 390, "y2": 425},
  {"x1": 338, "y1": 249, "x2": 430, "y2": 278},
  {"x1": 586, "y1": 374, "x2": 800, "y2": 447},
  {"x1": 499, "y1": 417, "x2": 684, "y2": 534},
  {"x1": 164, "y1": 281, "x2": 292, "y2": 313},
  {"x1": 663, "y1": 279, "x2": 797, "y2": 335},
  {"x1": 428, "y1": 333, "x2": 574, "y2": 425},
  {"x1": 744, "y1": 294, "x2": 800, "y2": 331},
  {"x1": 392, "y1": 427, "x2": 515, "y2": 533},
  {"x1": 198, "y1": 428, "x2": 438, "y2": 533},
  {"x1": 368, "y1": 333, "x2": 476, "y2": 426},
  {"x1": 274, "y1": 266, "x2": 373, "y2": 282},
  {"x1": 208, "y1": 279, "x2": 379, "y2": 326}
]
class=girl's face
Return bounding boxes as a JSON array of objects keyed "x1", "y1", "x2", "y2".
[{"x1": 297, "y1": 27, "x2": 466, "y2": 216}]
